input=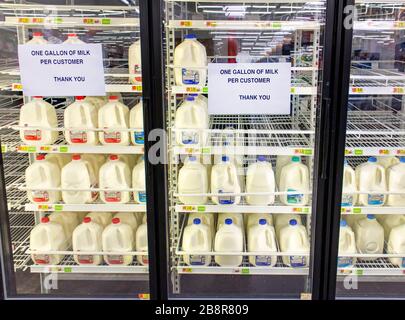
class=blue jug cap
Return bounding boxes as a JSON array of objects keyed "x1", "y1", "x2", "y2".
[
  {"x1": 185, "y1": 34, "x2": 197, "y2": 40},
  {"x1": 186, "y1": 96, "x2": 195, "y2": 102},
  {"x1": 344, "y1": 159, "x2": 348, "y2": 166},
  {"x1": 291, "y1": 156, "x2": 300, "y2": 163},
  {"x1": 340, "y1": 220, "x2": 347, "y2": 227},
  {"x1": 193, "y1": 218, "x2": 201, "y2": 225},
  {"x1": 367, "y1": 214, "x2": 375, "y2": 220},
  {"x1": 225, "y1": 218, "x2": 233, "y2": 225},
  {"x1": 400, "y1": 157, "x2": 405, "y2": 163},
  {"x1": 188, "y1": 156, "x2": 197, "y2": 162},
  {"x1": 257, "y1": 155, "x2": 266, "y2": 162},
  {"x1": 289, "y1": 219, "x2": 298, "y2": 226},
  {"x1": 222, "y1": 156, "x2": 229, "y2": 162},
  {"x1": 368, "y1": 157, "x2": 377, "y2": 163},
  {"x1": 259, "y1": 219, "x2": 267, "y2": 225}
]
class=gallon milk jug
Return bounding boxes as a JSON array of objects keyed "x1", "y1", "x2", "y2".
[
  {"x1": 356, "y1": 157, "x2": 387, "y2": 206},
  {"x1": 353, "y1": 214, "x2": 384, "y2": 261},
  {"x1": 132, "y1": 157, "x2": 146, "y2": 204},
  {"x1": 72, "y1": 216, "x2": 103, "y2": 265},
  {"x1": 187, "y1": 212, "x2": 215, "y2": 237},
  {"x1": 45, "y1": 153, "x2": 70, "y2": 170},
  {"x1": 342, "y1": 159, "x2": 357, "y2": 206},
  {"x1": 377, "y1": 156, "x2": 399, "y2": 169},
  {"x1": 30, "y1": 216, "x2": 67, "y2": 265},
  {"x1": 49, "y1": 212, "x2": 79, "y2": 240},
  {"x1": 136, "y1": 222, "x2": 148, "y2": 265},
  {"x1": 19, "y1": 96, "x2": 58, "y2": 145},
  {"x1": 99, "y1": 155, "x2": 131, "y2": 204},
  {"x1": 174, "y1": 96, "x2": 209, "y2": 146},
  {"x1": 86, "y1": 212, "x2": 112, "y2": 228},
  {"x1": 27, "y1": 32, "x2": 48, "y2": 44},
  {"x1": 129, "y1": 99, "x2": 144, "y2": 145},
  {"x1": 81, "y1": 154, "x2": 105, "y2": 177},
  {"x1": 279, "y1": 156, "x2": 310, "y2": 206},
  {"x1": 378, "y1": 214, "x2": 405, "y2": 240},
  {"x1": 387, "y1": 157, "x2": 405, "y2": 206},
  {"x1": 64, "y1": 96, "x2": 99, "y2": 145},
  {"x1": 387, "y1": 223, "x2": 405, "y2": 267},
  {"x1": 246, "y1": 155, "x2": 275, "y2": 205},
  {"x1": 246, "y1": 213, "x2": 273, "y2": 230},
  {"x1": 248, "y1": 219, "x2": 277, "y2": 267},
  {"x1": 102, "y1": 218, "x2": 134, "y2": 265},
  {"x1": 63, "y1": 33, "x2": 84, "y2": 44},
  {"x1": 178, "y1": 156, "x2": 208, "y2": 205},
  {"x1": 279, "y1": 219, "x2": 310, "y2": 267},
  {"x1": 217, "y1": 213, "x2": 243, "y2": 230},
  {"x1": 274, "y1": 214, "x2": 302, "y2": 237},
  {"x1": 345, "y1": 214, "x2": 366, "y2": 228},
  {"x1": 182, "y1": 218, "x2": 212, "y2": 266},
  {"x1": 26, "y1": 154, "x2": 61, "y2": 204},
  {"x1": 98, "y1": 96, "x2": 130, "y2": 146},
  {"x1": 275, "y1": 155, "x2": 293, "y2": 187},
  {"x1": 128, "y1": 39, "x2": 142, "y2": 85},
  {"x1": 338, "y1": 220, "x2": 357, "y2": 268},
  {"x1": 211, "y1": 156, "x2": 241, "y2": 205},
  {"x1": 84, "y1": 96, "x2": 106, "y2": 110},
  {"x1": 61, "y1": 154, "x2": 98, "y2": 204},
  {"x1": 174, "y1": 34, "x2": 207, "y2": 86},
  {"x1": 113, "y1": 212, "x2": 139, "y2": 232},
  {"x1": 214, "y1": 218, "x2": 243, "y2": 267}
]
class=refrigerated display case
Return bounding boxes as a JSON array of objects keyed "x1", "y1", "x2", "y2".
[{"x1": 0, "y1": 1, "x2": 152, "y2": 298}]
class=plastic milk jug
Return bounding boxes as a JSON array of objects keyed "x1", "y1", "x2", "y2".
[
  {"x1": 353, "y1": 214, "x2": 384, "y2": 261},
  {"x1": 248, "y1": 219, "x2": 277, "y2": 267},
  {"x1": 387, "y1": 224, "x2": 405, "y2": 267},
  {"x1": 61, "y1": 154, "x2": 98, "y2": 204},
  {"x1": 26, "y1": 154, "x2": 61, "y2": 204},
  {"x1": 129, "y1": 99, "x2": 144, "y2": 145},
  {"x1": 356, "y1": 157, "x2": 387, "y2": 206},
  {"x1": 342, "y1": 159, "x2": 357, "y2": 206},
  {"x1": 217, "y1": 213, "x2": 243, "y2": 230},
  {"x1": 19, "y1": 96, "x2": 58, "y2": 145},
  {"x1": 72, "y1": 217, "x2": 103, "y2": 265},
  {"x1": 187, "y1": 212, "x2": 215, "y2": 237},
  {"x1": 387, "y1": 157, "x2": 405, "y2": 206},
  {"x1": 279, "y1": 156, "x2": 310, "y2": 206},
  {"x1": 99, "y1": 155, "x2": 131, "y2": 204},
  {"x1": 98, "y1": 96, "x2": 130, "y2": 146},
  {"x1": 30, "y1": 217, "x2": 67, "y2": 265},
  {"x1": 102, "y1": 218, "x2": 134, "y2": 265},
  {"x1": 27, "y1": 32, "x2": 48, "y2": 44},
  {"x1": 274, "y1": 214, "x2": 302, "y2": 237},
  {"x1": 64, "y1": 96, "x2": 99, "y2": 145},
  {"x1": 275, "y1": 155, "x2": 293, "y2": 187},
  {"x1": 182, "y1": 218, "x2": 212, "y2": 266},
  {"x1": 63, "y1": 33, "x2": 84, "y2": 44},
  {"x1": 136, "y1": 222, "x2": 148, "y2": 265},
  {"x1": 174, "y1": 34, "x2": 207, "y2": 86},
  {"x1": 338, "y1": 220, "x2": 357, "y2": 268},
  {"x1": 128, "y1": 39, "x2": 142, "y2": 85},
  {"x1": 214, "y1": 218, "x2": 243, "y2": 267},
  {"x1": 378, "y1": 214, "x2": 405, "y2": 240},
  {"x1": 132, "y1": 157, "x2": 146, "y2": 203},
  {"x1": 377, "y1": 156, "x2": 399, "y2": 169},
  {"x1": 49, "y1": 212, "x2": 79, "y2": 240},
  {"x1": 178, "y1": 156, "x2": 208, "y2": 205},
  {"x1": 246, "y1": 155, "x2": 275, "y2": 205},
  {"x1": 86, "y1": 212, "x2": 113, "y2": 228},
  {"x1": 279, "y1": 219, "x2": 310, "y2": 267},
  {"x1": 211, "y1": 156, "x2": 241, "y2": 205},
  {"x1": 174, "y1": 96, "x2": 209, "y2": 146},
  {"x1": 113, "y1": 212, "x2": 139, "y2": 232}
]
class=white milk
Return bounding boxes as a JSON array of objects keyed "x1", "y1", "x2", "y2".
[
  {"x1": 356, "y1": 157, "x2": 387, "y2": 206},
  {"x1": 275, "y1": 155, "x2": 293, "y2": 187},
  {"x1": 174, "y1": 96, "x2": 208, "y2": 146},
  {"x1": 338, "y1": 220, "x2": 357, "y2": 268},
  {"x1": 178, "y1": 156, "x2": 208, "y2": 205},
  {"x1": 387, "y1": 157, "x2": 405, "y2": 206},
  {"x1": 217, "y1": 213, "x2": 243, "y2": 230},
  {"x1": 113, "y1": 212, "x2": 139, "y2": 232},
  {"x1": 248, "y1": 219, "x2": 278, "y2": 267},
  {"x1": 353, "y1": 214, "x2": 384, "y2": 261},
  {"x1": 246, "y1": 155, "x2": 275, "y2": 205},
  {"x1": 99, "y1": 155, "x2": 131, "y2": 204},
  {"x1": 174, "y1": 34, "x2": 207, "y2": 86},
  {"x1": 182, "y1": 217, "x2": 212, "y2": 266},
  {"x1": 211, "y1": 156, "x2": 241, "y2": 205},
  {"x1": 64, "y1": 96, "x2": 98, "y2": 145},
  {"x1": 45, "y1": 153, "x2": 70, "y2": 170},
  {"x1": 387, "y1": 223, "x2": 405, "y2": 267},
  {"x1": 49, "y1": 212, "x2": 79, "y2": 240},
  {"x1": 274, "y1": 214, "x2": 302, "y2": 237},
  {"x1": 26, "y1": 154, "x2": 61, "y2": 204},
  {"x1": 378, "y1": 214, "x2": 405, "y2": 240},
  {"x1": 136, "y1": 222, "x2": 148, "y2": 265},
  {"x1": 86, "y1": 212, "x2": 113, "y2": 228},
  {"x1": 19, "y1": 97, "x2": 58, "y2": 145},
  {"x1": 27, "y1": 32, "x2": 48, "y2": 44},
  {"x1": 63, "y1": 33, "x2": 84, "y2": 44},
  {"x1": 377, "y1": 156, "x2": 399, "y2": 169},
  {"x1": 72, "y1": 216, "x2": 103, "y2": 265},
  {"x1": 214, "y1": 218, "x2": 243, "y2": 267},
  {"x1": 342, "y1": 159, "x2": 357, "y2": 206},
  {"x1": 30, "y1": 216, "x2": 67, "y2": 265},
  {"x1": 132, "y1": 157, "x2": 146, "y2": 203},
  {"x1": 187, "y1": 212, "x2": 215, "y2": 237},
  {"x1": 128, "y1": 39, "x2": 142, "y2": 85},
  {"x1": 129, "y1": 99, "x2": 144, "y2": 145},
  {"x1": 81, "y1": 154, "x2": 105, "y2": 177},
  {"x1": 84, "y1": 96, "x2": 106, "y2": 110},
  {"x1": 279, "y1": 156, "x2": 310, "y2": 206},
  {"x1": 98, "y1": 96, "x2": 130, "y2": 146},
  {"x1": 246, "y1": 213, "x2": 273, "y2": 230},
  {"x1": 61, "y1": 154, "x2": 98, "y2": 204},
  {"x1": 279, "y1": 219, "x2": 310, "y2": 267},
  {"x1": 102, "y1": 218, "x2": 134, "y2": 265}
]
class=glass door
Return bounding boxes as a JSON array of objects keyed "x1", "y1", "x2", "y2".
[
  {"x1": 336, "y1": 0, "x2": 405, "y2": 299},
  {"x1": 160, "y1": 0, "x2": 331, "y2": 299},
  {"x1": 0, "y1": 1, "x2": 150, "y2": 299}
]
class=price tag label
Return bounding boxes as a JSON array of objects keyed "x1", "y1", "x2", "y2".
[
  {"x1": 185, "y1": 86, "x2": 200, "y2": 93},
  {"x1": 132, "y1": 85, "x2": 142, "y2": 92},
  {"x1": 63, "y1": 267, "x2": 72, "y2": 273},
  {"x1": 181, "y1": 206, "x2": 195, "y2": 212},
  {"x1": 353, "y1": 208, "x2": 362, "y2": 214},
  {"x1": 352, "y1": 87, "x2": 364, "y2": 93},
  {"x1": 393, "y1": 87, "x2": 405, "y2": 94},
  {"x1": 294, "y1": 149, "x2": 313, "y2": 155},
  {"x1": 379, "y1": 149, "x2": 389, "y2": 155},
  {"x1": 197, "y1": 206, "x2": 206, "y2": 212},
  {"x1": 55, "y1": 205, "x2": 64, "y2": 211},
  {"x1": 12, "y1": 83, "x2": 23, "y2": 91},
  {"x1": 206, "y1": 21, "x2": 217, "y2": 27},
  {"x1": 291, "y1": 87, "x2": 296, "y2": 94},
  {"x1": 180, "y1": 20, "x2": 192, "y2": 27},
  {"x1": 354, "y1": 149, "x2": 363, "y2": 156},
  {"x1": 182, "y1": 268, "x2": 192, "y2": 273},
  {"x1": 397, "y1": 150, "x2": 405, "y2": 155}
]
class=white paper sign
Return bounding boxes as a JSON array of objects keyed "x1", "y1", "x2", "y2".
[
  {"x1": 18, "y1": 44, "x2": 106, "y2": 96},
  {"x1": 208, "y1": 63, "x2": 291, "y2": 115}
]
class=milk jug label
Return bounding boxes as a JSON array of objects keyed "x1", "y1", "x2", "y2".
[
  {"x1": 255, "y1": 255, "x2": 272, "y2": 266},
  {"x1": 24, "y1": 129, "x2": 42, "y2": 141},
  {"x1": 287, "y1": 189, "x2": 303, "y2": 204},
  {"x1": 134, "y1": 131, "x2": 144, "y2": 144},
  {"x1": 337, "y1": 257, "x2": 353, "y2": 268},
  {"x1": 91, "y1": 183, "x2": 99, "y2": 200},
  {"x1": 218, "y1": 190, "x2": 235, "y2": 205},
  {"x1": 104, "y1": 191, "x2": 121, "y2": 202},
  {"x1": 341, "y1": 194, "x2": 353, "y2": 207},
  {"x1": 134, "y1": 64, "x2": 142, "y2": 82},
  {"x1": 69, "y1": 130, "x2": 87, "y2": 143},
  {"x1": 137, "y1": 191, "x2": 147, "y2": 203},
  {"x1": 33, "y1": 254, "x2": 50, "y2": 265},
  {"x1": 189, "y1": 254, "x2": 206, "y2": 266},
  {"x1": 141, "y1": 255, "x2": 149, "y2": 265},
  {"x1": 182, "y1": 68, "x2": 200, "y2": 85},
  {"x1": 402, "y1": 258, "x2": 405, "y2": 267},
  {"x1": 290, "y1": 256, "x2": 305, "y2": 267},
  {"x1": 181, "y1": 131, "x2": 199, "y2": 145},
  {"x1": 368, "y1": 194, "x2": 384, "y2": 205},
  {"x1": 78, "y1": 254, "x2": 94, "y2": 264},
  {"x1": 106, "y1": 255, "x2": 124, "y2": 265},
  {"x1": 103, "y1": 131, "x2": 121, "y2": 143},
  {"x1": 32, "y1": 190, "x2": 49, "y2": 202}
]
